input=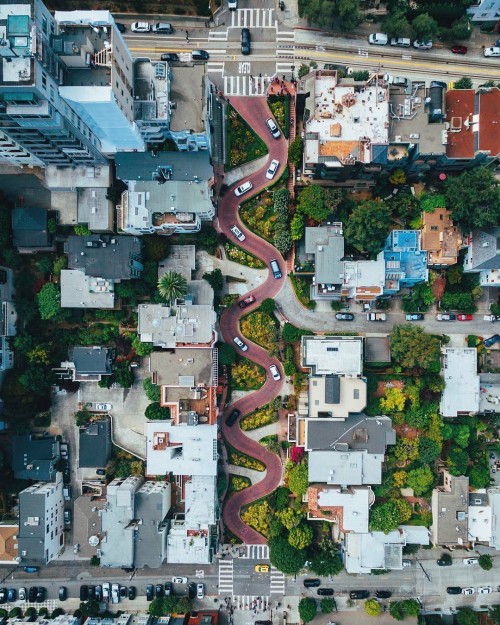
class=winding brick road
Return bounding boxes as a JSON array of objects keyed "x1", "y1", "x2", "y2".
[{"x1": 219, "y1": 96, "x2": 289, "y2": 544}]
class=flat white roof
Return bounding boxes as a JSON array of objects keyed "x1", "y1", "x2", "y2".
[
  {"x1": 145, "y1": 422, "x2": 217, "y2": 477},
  {"x1": 316, "y1": 486, "x2": 370, "y2": 533},
  {"x1": 302, "y1": 336, "x2": 363, "y2": 376},
  {"x1": 440, "y1": 348, "x2": 480, "y2": 417}
]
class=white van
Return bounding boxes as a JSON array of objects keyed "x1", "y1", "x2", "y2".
[
  {"x1": 484, "y1": 46, "x2": 500, "y2": 57},
  {"x1": 390, "y1": 37, "x2": 411, "y2": 47},
  {"x1": 234, "y1": 180, "x2": 253, "y2": 197},
  {"x1": 368, "y1": 33, "x2": 388, "y2": 45}
]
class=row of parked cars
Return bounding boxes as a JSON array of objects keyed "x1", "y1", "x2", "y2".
[
  {"x1": 368, "y1": 32, "x2": 500, "y2": 57},
  {"x1": 303, "y1": 580, "x2": 391, "y2": 599},
  {"x1": 0, "y1": 587, "x2": 45, "y2": 603},
  {"x1": 146, "y1": 580, "x2": 204, "y2": 601}
]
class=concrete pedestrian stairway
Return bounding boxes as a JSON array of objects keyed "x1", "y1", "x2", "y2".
[
  {"x1": 231, "y1": 8, "x2": 276, "y2": 28},
  {"x1": 218, "y1": 560, "x2": 234, "y2": 595}
]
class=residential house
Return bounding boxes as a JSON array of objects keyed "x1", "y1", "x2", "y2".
[
  {"x1": 115, "y1": 151, "x2": 214, "y2": 185},
  {"x1": 11, "y1": 207, "x2": 52, "y2": 253},
  {"x1": 467, "y1": 0, "x2": 500, "y2": 21},
  {"x1": 12, "y1": 434, "x2": 60, "y2": 481},
  {"x1": 463, "y1": 227, "x2": 500, "y2": 287},
  {"x1": 56, "y1": 346, "x2": 114, "y2": 382},
  {"x1": 489, "y1": 487, "x2": 500, "y2": 550},
  {"x1": 307, "y1": 485, "x2": 374, "y2": 533},
  {"x1": 298, "y1": 70, "x2": 389, "y2": 184},
  {"x1": 60, "y1": 270, "x2": 115, "y2": 309},
  {"x1": 6, "y1": 615, "x2": 79, "y2": 625},
  {"x1": 166, "y1": 475, "x2": 218, "y2": 564},
  {"x1": 303, "y1": 415, "x2": 396, "y2": 485},
  {"x1": 383, "y1": 230, "x2": 428, "y2": 295},
  {"x1": 79, "y1": 419, "x2": 112, "y2": 469},
  {"x1": 65, "y1": 235, "x2": 143, "y2": 281},
  {"x1": 149, "y1": 349, "x2": 219, "y2": 425},
  {"x1": 468, "y1": 491, "x2": 492, "y2": 545},
  {"x1": 304, "y1": 224, "x2": 344, "y2": 300},
  {"x1": 134, "y1": 481, "x2": 172, "y2": 569},
  {"x1": 344, "y1": 525, "x2": 429, "y2": 573},
  {"x1": 430, "y1": 470, "x2": 469, "y2": 547},
  {"x1": 0, "y1": 524, "x2": 18, "y2": 563},
  {"x1": 138, "y1": 303, "x2": 217, "y2": 348},
  {"x1": 342, "y1": 256, "x2": 386, "y2": 302},
  {"x1": 421, "y1": 208, "x2": 462, "y2": 267},
  {"x1": 186, "y1": 613, "x2": 220, "y2": 625},
  {"x1": 440, "y1": 348, "x2": 480, "y2": 418},
  {"x1": 300, "y1": 336, "x2": 367, "y2": 418},
  {"x1": 73, "y1": 493, "x2": 105, "y2": 559},
  {"x1": 0, "y1": 267, "x2": 17, "y2": 380},
  {"x1": 17, "y1": 472, "x2": 64, "y2": 564}
]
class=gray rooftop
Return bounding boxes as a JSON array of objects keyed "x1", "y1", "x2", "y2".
[
  {"x1": 138, "y1": 302, "x2": 216, "y2": 348},
  {"x1": 12, "y1": 434, "x2": 60, "y2": 481},
  {"x1": 115, "y1": 151, "x2": 213, "y2": 183},
  {"x1": 169, "y1": 64, "x2": 206, "y2": 133},
  {"x1": 431, "y1": 472, "x2": 469, "y2": 546},
  {"x1": 134, "y1": 481, "x2": 171, "y2": 569},
  {"x1": 440, "y1": 348, "x2": 480, "y2": 417},
  {"x1": 301, "y1": 336, "x2": 364, "y2": 376},
  {"x1": 79, "y1": 419, "x2": 112, "y2": 468},
  {"x1": 12, "y1": 207, "x2": 51, "y2": 249},
  {"x1": 305, "y1": 225, "x2": 344, "y2": 285},
  {"x1": 60, "y1": 270, "x2": 115, "y2": 309},
  {"x1": 77, "y1": 187, "x2": 113, "y2": 231},
  {"x1": 150, "y1": 349, "x2": 215, "y2": 387},
  {"x1": 465, "y1": 228, "x2": 500, "y2": 271},
  {"x1": 306, "y1": 414, "x2": 396, "y2": 453},
  {"x1": 69, "y1": 346, "x2": 113, "y2": 375},
  {"x1": 308, "y1": 449, "x2": 384, "y2": 485},
  {"x1": 65, "y1": 235, "x2": 143, "y2": 281}
]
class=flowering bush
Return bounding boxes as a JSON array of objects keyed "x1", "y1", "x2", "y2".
[
  {"x1": 231, "y1": 360, "x2": 266, "y2": 390},
  {"x1": 240, "y1": 402, "x2": 279, "y2": 431},
  {"x1": 228, "y1": 449, "x2": 265, "y2": 472},
  {"x1": 290, "y1": 446, "x2": 304, "y2": 463},
  {"x1": 224, "y1": 242, "x2": 265, "y2": 268}
]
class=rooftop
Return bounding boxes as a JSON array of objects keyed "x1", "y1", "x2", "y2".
[
  {"x1": 468, "y1": 490, "x2": 492, "y2": 543},
  {"x1": 73, "y1": 494, "x2": 105, "y2": 558},
  {"x1": 65, "y1": 235, "x2": 142, "y2": 281},
  {"x1": 134, "y1": 481, "x2": 171, "y2": 569},
  {"x1": 440, "y1": 348, "x2": 480, "y2": 417},
  {"x1": 421, "y1": 208, "x2": 462, "y2": 266},
  {"x1": 0, "y1": 524, "x2": 19, "y2": 563},
  {"x1": 304, "y1": 224, "x2": 344, "y2": 287},
  {"x1": 133, "y1": 59, "x2": 170, "y2": 123},
  {"x1": 69, "y1": 346, "x2": 113, "y2": 375},
  {"x1": 169, "y1": 64, "x2": 206, "y2": 133},
  {"x1": 342, "y1": 256, "x2": 386, "y2": 300},
  {"x1": 308, "y1": 449, "x2": 384, "y2": 485},
  {"x1": 431, "y1": 471, "x2": 469, "y2": 546},
  {"x1": 12, "y1": 207, "x2": 51, "y2": 249},
  {"x1": 308, "y1": 375, "x2": 367, "y2": 418},
  {"x1": 464, "y1": 227, "x2": 500, "y2": 272},
  {"x1": 138, "y1": 303, "x2": 216, "y2": 348},
  {"x1": 146, "y1": 421, "x2": 218, "y2": 477},
  {"x1": 307, "y1": 485, "x2": 372, "y2": 532},
  {"x1": 306, "y1": 414, "x2": 395, "y2": 453},
  {"x1": 115, "y1": 151, "x2": 214, "y2": 184},
  {"x1": 301, "y1": 336, "x2": 363, "y2": 376},
  {"x1": 60, "y1": 270, "x2": 115, "y2": 309},
  {"x1": 303, "y1": 71, "x2": 389, "y2": 166},
  {"x1": 12, "y1": 434, "x2": 60, "y2": 481},
  {"x1": 150, "y1": 349, "x2": 215, "y2": 387},
  {"x1": 77, "y1": 187, "x2": 113, "y2": 231},
  {"x1": 79, "y1": 419, "x2": 112, "y2": 468}
]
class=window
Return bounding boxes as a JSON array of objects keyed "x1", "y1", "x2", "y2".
[
  {"x1": 430, "y1": 226, "x2": 438, "y2": 231},
  {"x1": 326, "y1": 347, "x2": 338, "y2": 352}
]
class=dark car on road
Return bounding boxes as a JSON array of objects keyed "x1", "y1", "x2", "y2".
[
  {"x1": 115, "y1": 22, "x2": 126, "y2": 32},
  {"x1": 120, "y1": 586, "x2": 127, "y2": 599},
  {"x1": 238, "y1": 294, "x2": 256, "y2": 309},
  {"x1": 28, "y1": 587, "x2": 37, "y2": 602},
  {"x1": 336, "y1": 312, "x2": 354, "y2": 321},
  {"x1": 36, "y1": 588, "x2": 45, "y2": 602},
  {"x1": 437, "y1": 554, "x2": 452, "y2": 566},
  {"x1": 59, "y1": 587, "x2": 67, "y2": 601},
  {"x1": 375, "y1": 591, "x2": 392, "y2": 598},
  {"x1": 95, "y1": 586, "x2": 102, "y2": 602},
  {"x1": 7, "y1": 589, "x2": 16, "y2": 602},
  {"x1": 165, "y1": 582, "x2": 173, "y2": 596},
  {"x1": 192, "y1": 50, "x2": 209, "y2": 60},
  {"x1": 447, "y1": 587, "x2": 462, "y2": 594},
  {"x1": 226, "y1": 408, "x2": 241, "y2": 427},
  {"x1": 160, "y1": 53, "x2": 179, "y2": 62},
  {"x1": 89, "y1": 586, "x2": 96, "y2": 600},
  {"x1": 484, "y1": 334, "x2": 500, "y2": 347},
  {"x1": 146, "y1": 585, "x2": 154, "y2": 601},
  {"x1": 80, "y1": 586, "x2": 89, "y2": 601},
  {"x1": 304, "y1": 579, "x2": 321, "y2": 588},
  {"x1": 128, "y1": 586, "x2": 136, "y2": 600},
  {"x1": 317, "y1": 588, "x2": 334, "y2": 596},
  {"x1": 188, "y1": 582, "x2": 197, "y2": 599},
  {"x1": 241, "y1": 28, "x2": 251, "y2": 55},
  {"x1": 155, "y1": 584, "x2": 164, "y2": 598},
  {"x1": 350, "y1": 590, "x2": 370, "y2": 599}
]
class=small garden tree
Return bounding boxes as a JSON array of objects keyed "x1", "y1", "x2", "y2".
[
  {"x1": 269, "y1": 536, "x2": 306, "y2": 574},
  {"x1": 478, "y1": 554, "x2": 493, "y2": 570},
  {"x1": 298, "y1": 598, "x2": 317, "y2": 624},
  {"x1": 364, "y1": 599, "x2": 382, "y2": 616},
  {"x1": 320, "y1": 598, "x2": 336, "y2": 614},
  {"x1": 145, "y1": 402, "x2": 171, "y2": 420}
]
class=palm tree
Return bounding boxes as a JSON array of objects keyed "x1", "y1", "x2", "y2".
[{"x1": 157, "y1": 271, "x2": 188, "y2": 304}]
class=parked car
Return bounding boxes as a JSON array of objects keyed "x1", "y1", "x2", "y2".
[
  {"x1": 350, "y1": 590, "x2": 370, "y2": 599},
  {"x1": 155, "y1": 584, "x2": 164, "y2": 598},
  {"x1": 413, "y1": 40, "x2": 432, "y2": 49},
  {"x1": 151, "y1": 23, "x2": 173, "y2": 34},
  {"x1": 63, "y1": 486, "x2": 71, "y2": 501},
  {"x1": 64, "y1": 509, "x2": 71, "y2": 528},
  {"x1": 95, "y1": 586, "x2": 102, "y2": 602},
  {"x1": 265, "y1": 117, "x2": 281, "y2": 139},
  {"x1": 188, "y1": 582, "x2": 197, "y2": 600},
  {"x1": 447, "y1": 587, "x2": 462, "y2": 595},
  {"x1": 437, "y1": 555, "x2": 452, "y2": 566},
  {"x1": 402, "y1": 559, "x2": 412, "y2": 567},
  {"x1": 462, "y1": 588, "x2": 475, "y2": 595},
  {"x1": 95, "y1": 403, "x2": 111, "y2": 411},
  {"x1": 115, "y1": 22, "x2": 126, "y2": 32},
  {"x1": 111, "y1": 583, "x2": 120, "y2": 604},
  {"x1": 146, "y1": 585, "x2": 154, "y2": 601},
  {"x1": 479, "y1": 586, "x2": 492, "y2": 594},
  {"x1": 375, "y1": 591, "x2": 392, "y2": 598},
  {"x1": 255, "y1": 564, "x2": 270, "y2": 573},
  {"x1": 88, "y1": 586, "x2": 95, "y2": 601},
  {"x1": 119, "y1": 586, "x2": 127, "y2": 599},
  {"x1": 80, "y1": 585, "x2": 89, "y2": 601},
  {"x1": 230, "y1": 224, "x2": 246, "y2": 241},
  {"x1": 226, "y1": 408, "x2": 241, "y2": 427},
  {"x1": 241, "y1": 27, "x2": 251, "y2": 55},
  {"x1": 483, "y1": 334, "x2": 500, "y2": 347},
  {"x1": 484, "y1": 46, "x2": 500, "y2": 57},
  {"x1": 269, "y1": 364, "x2": 281, "y2": 381},
  {"x1": 172, "y1": 577, "x2": 188, "y2": 584},
  {"x1": 367, "y1": 312, "x2": 386, "y2": 321},
  {"x1": 239, "y1": 294, "x2": 256, "y2": 309},
  {"x1": 23, "y1": 566, "x2": 39, "y2": 573},
  {"x1": 234, "y1": 181, "x2": 253, "y2": 197},
  {"x1": 303, "y1": 579, "x2": 321, "y2": 588},
  {"x1": 103, "y1": 583, "x2": 110, "y2": 601},
  {"x1": 368, "y1": 33, "x2": 388, "y2": 45},
  {"x1": 405, "y1": 313, "x2": 424, "y2": 321},
  {"x1": 266, "y1": 159, "x2": 280, "y2": 180},
  {"x1": 228, "y1": 0, "x2": 238, "y2": 9},
  {"x1": 436, "y1": 313, "x2": 457, "y2": 321},
  {"x1": 233, "y1": 336, "x2": 248, "y2": 352},
  {"x1": 131, "y1": 22, "x2": 150, "y2": 32},
  {"x1": 18, "y1": 588, "x2": 26, "y2": 602},
  {"x1": 270, "y1": 259, "x2": 282, "y2": 279},
  {"x1": 390, "y1": 37, "x2": 410, "y2": 47},
  {"x1": 6, "y1": 589, "x2": 15, "y2": 602},
  {"x1": 457, "y1": 314, "x2": 473, "y2": 321},
  {"x1": 463, "y1": 557, "x2": 478, "y2": 565},
  {"x1": 96, "y1": 468, "x2": 106, "y2": 475},
  {"x1": 161, "y1": 53, "x2": 179, "y2": 62},
  {"x1": 62, "y1": 461, "x2": 71, "y2": 484},
  {"x1": 164, "y1": 582, "x2": 173, "y2": 596},
  {"x1": 451, "y1": 44, "x2": 467, "y2": 54},
  {"x1": 28, "y1": 587, "x2": 37, "y2": 602},
  {"x1": 191, "y1": 49, "x2": 209, "y2": 60},
  {"x1": 336, "y1": 312, "x2": 354, "y2": 321},
  {"x1": 60, "y1": 443, "x2": 69, "y2": 459},
  {"x1": 317, "y1": 588, "x2": 334, "y2": 596},
  {"x1": 197, "y1": 583, "x2": 205, "y2": 599},
  {"x1": 36, "y1": 588, "x2": 45, "y2": 602}
]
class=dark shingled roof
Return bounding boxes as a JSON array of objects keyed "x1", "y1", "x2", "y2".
[
  {"x1": 115, "y1": 151, "x2": 214, "y2": 183},
  {"x1": 11, "y1": 434, "x2": 60, "y2": 481},
  {"x1": 79, "y1": 419, "x2": 112, "y2": 468},
  {"x1": 12, "y1": 207, "x2": 50, "y2": 248},
  {"x1": 65, "y1": 235, "x2": 142, "y2": 281},
  {"x1": 325, "y1": 375, "x2": 340, "y2": 404},
  {"x1": 69, "y1": 346, "x2": 113, "y2": 375}
]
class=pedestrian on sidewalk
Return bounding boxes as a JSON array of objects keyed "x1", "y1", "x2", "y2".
[{"x1": 186, "y1": 30, "x2": 189, "y2": 42}]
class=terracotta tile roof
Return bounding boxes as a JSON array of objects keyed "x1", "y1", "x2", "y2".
[
  {"x1": 445, "y1": 90, "x2": 475, "y2": 159},
  {"x1": 307, "y1": 485, "x2": 344, "y2": 527},
  {"x1": 421, "y1": 208, "x2": 462, "y2": 266},
  {"x1": 478, "y1": 88, "x2": 500, "y2": 156},
  {"x1": 0, "y1": 525, "x2": 18, "y2": 562}
]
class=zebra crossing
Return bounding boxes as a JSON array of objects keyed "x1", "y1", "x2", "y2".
[
  {"x1": 223, "y1": 75, "x2": 272, "y2": 96},
  {"x1": 241, "y1": 544, "x2": 269, "y2": 559},
  {"x1": 218, "y1": 559, "x2": 234, "y2": 595},
  {"x1": 207, "y1": 61, "x2": 225, "y2": 73},
  {"x1": 231, "y1": 8, "x2": 276, "y2": 28},
  {"x1": 270, "y1": 569, "x2": 286, "y2": 594},
  {"x1": 208, "y1": 29, "x2": 228, "y2": 41}
]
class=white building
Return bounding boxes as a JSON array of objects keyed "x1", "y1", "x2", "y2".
[{"x1": 440, "y1": 348, "x2": 480, "y2": 417}]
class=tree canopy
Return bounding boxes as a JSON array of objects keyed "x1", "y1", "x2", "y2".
[
  {"x1": 445, "y1": 167, "x2": 500, "y2": 230},
  {"x1": 37, "y1": 282, "x2": 66, "y2": 321},
  {"x1": 269, "y1": 536, "x2": 306, "y2": 574},
  {"x1": 287, "y1": 461, "x2": 309, "y2": 496},
  {"x1": 298, "y1": 598, "x2": 317, "y2": 624},
  {"x1": 345, "y1": 200, "x2": 392, "y2": 254},
  {"x1": 157, "y1": 271, "x2": 188, "y2": 303},
  {"x1": 390, "y1": 324, "x2": 441, "y2": 371},
  {"x1": 405, "y1": 466, "x2": 435, "y2": 496},
  {"x1": 288, "y1": 523, "x2": 314, "y2": 549},
  {"x1": 369, "y1": 501, "x2": 400, "y2": 533},
  {"x1": 145, "y1": 402, "x2": 171, "y2": 421},
  {"x1": 411, "y1": 13, "x2": 438, "y2": 41},
  {"x1": 364, "y1": 599, "x2": 382, "y2": 616},
  {"x1": 456, "y1": 608, "x2": 479, "y2": 625},
  {"x1": 296, "y1": 185, "x2": 342, "y2": 223}
]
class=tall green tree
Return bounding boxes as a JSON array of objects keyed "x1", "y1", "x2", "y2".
[
  {"x1": 37, "y1": 282, "x2": 66, "y2": 321},
  {"x1": 456, "y1": 608, "x2": 479, "y2": 625},
  {"x1": 383, "y1": 10, "x2": 410, "y2": 36},
  {"x1": 203, "y1": 268, "x2": 224, "y2": 292},
  {"x1": 345, "y1": 200, "x2": 391, "y2": 254},
  {"x1": 157, "y1": 271, "x2": 188, "y2": 304},
  {"x1": 320, "y1": 598, "x2": 336, "y2": 614},
  {"x1": 390, "y1": 324, "x2": 441, "y2": 371},
  {"x1": 310, "y1": 538, "x2": 344, "y2": 576},
  {"x1": 298, "y1": 598, "x2": 317, "y2": 624},
  {"x1": 296, "y1": 186, "x2": 342, "y2": 223},
  {"x1": 478, "y1": 554, "x2": 493, "y2": 570},
  {"x1": 406, "y1": 466, "x2": 434, "y2": 496},
  {"x1": 369, "y1": 501, "x2": 400, "y2": 533},
  {"x1": 445, "y1": 167, "x2": 500, "y2": 230},
  {"x1": 411, "y1": 13, "x2": 438, "y2": 41},
  {"x1": 269, "y1": 536, "x2": 306, "y2": 574},
  {"x1": 145, "y1": 402, "x2": 171, "y2": 420},
  {"x1": 288, "y1": 523, "x2": 314, "y2": 549}
]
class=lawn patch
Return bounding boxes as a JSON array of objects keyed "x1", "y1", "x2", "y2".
[
  {"x1": 229, "y1": 474, "x2": 251, "y2": 494},
  {"x1": 240, "y1": 400, "x2": 279, "y2": 431},
  {"x1": 290, "y1": 274, "x2": 315, "y2": 309},
  {"x1": 227, "y1": 106, "x2": 268, "y2": 169},
  {"x1": 231, "y1": 358, "x2": 266, "y2": 390},
  {"x1": 224, "y1": 242, "x2": 265, "y2": 269},
  {"x1": 240, "y1": 192, "x2": 277, "y2": 241},
  {"x1": 241, "y1": 310, "x2": 279, "y2": 350},
  {"x1": 226, "y1": 441, "x2": 266, "y2": 472}
]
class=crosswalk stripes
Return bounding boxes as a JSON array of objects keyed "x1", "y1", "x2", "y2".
[
  {"x1": 241, "y1": 544, "x2": 270, "y2": 559},
  {"x1": 232, "y1": 595, "x2": 270, "y2": 609},
  {"x1": 270, "y1": 569, "x2": 286, "y2": 594},
  {"x1": 218, "y1": 560, "x2": 234, "y2": 594},
  {"x1": 208, "y1": 29, "x2": 228, "y2": 40},
  {"x1": 207, "y1": 62, "x2": 225, "y2": 73},
  {"x1": 223, "y1": 75, "x2": 271, "y2": 96},
  {"x1": 276, "y1": 30, "x2": 295, "y2": 42},
  {"x1": 231, "y1": 8, "x2": 276, "y2": 28},
  {"x1": 276, "y1": 61, "x2": 295, "y2": 74}
]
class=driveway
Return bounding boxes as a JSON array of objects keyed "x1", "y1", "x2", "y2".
[{"x1": 219, "y1": 96, "x2": 289, "y2": 543}]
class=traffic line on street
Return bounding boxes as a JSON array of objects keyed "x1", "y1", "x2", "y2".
[
  {"x1": 223, "y1": 75, "x2": 271, "y2": 96},
  {"x1": 241, "y1": 544, "x2": 270, "y2": 559},
  {"x1": 276, "y1": 29, "x2": 295, "y2": 42},
  {"x1": 270, "y1": 569, "x2": 286, "y2": 594},
  {"x1": 207, "y1": 62, "x2": 225, "y2": 73},
  {"x1": 218, "y1": 559, "x2": 234, "y2": 594},
  {"x1": 233, "y1": 595, "x2": 271, "y2": 610},
  {"x1": 276, "y1": 61, "x2": 295, "y2": 74},
  {"x1": 209, "y1": 30, "x2": 228, "y2": 40},
  {"x1": 231, "y1": 8, "x2": 276, "y2": 29}
]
